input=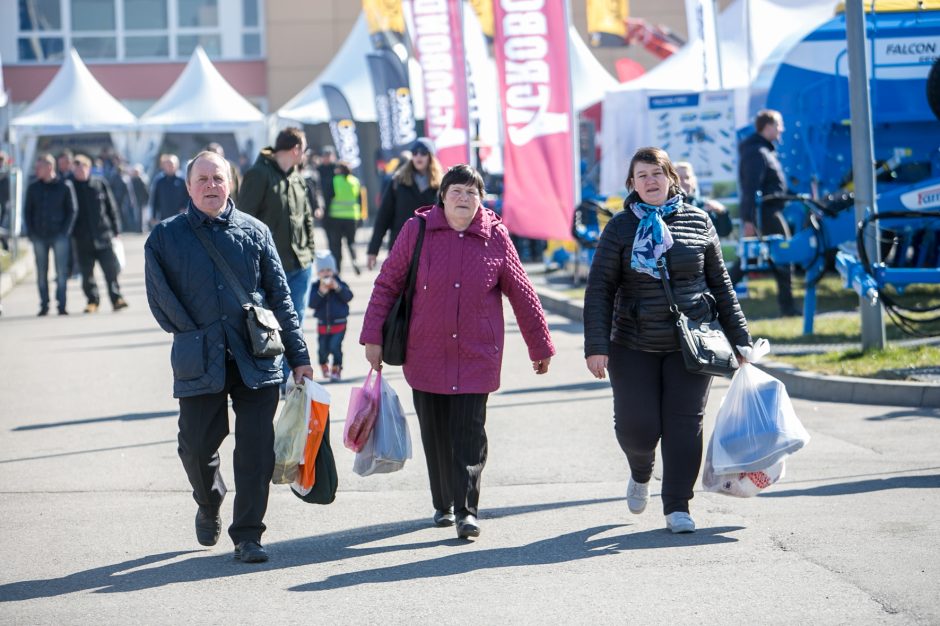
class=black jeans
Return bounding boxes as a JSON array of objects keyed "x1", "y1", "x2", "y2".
[
  {"x1": 74, "y1": 240, "x2": 123, "y2": 307},
  {"x1": 607, "y1": 343, "x2": 712, "y2": 515},
  {"x1": 325, "y1": 217, "x2": 359, "y2": 271},
  {"x1": 177, "y1": 360, "x2": 280, "y2": 544},
  {"x1": 412, "y1": 390, "x2": 489, "y2": 518}
]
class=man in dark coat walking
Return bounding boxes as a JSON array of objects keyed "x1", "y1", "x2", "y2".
[
  {"x1": 70, "y1": 153, "x2": 127, "y2": 313},
  {"x1": 25, "y1": 154, "x2": 76, "y2": 315},
  {"x1": 145, "y1": 151, "x2": 313, "y2": 564},
  {"x1": 737, "y1": 109, "x2": 797, "y2": 316}
]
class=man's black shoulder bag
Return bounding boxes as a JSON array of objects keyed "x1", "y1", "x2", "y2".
[{"x1": 190, "y1": 222, "x2": 285, "y2": 358}]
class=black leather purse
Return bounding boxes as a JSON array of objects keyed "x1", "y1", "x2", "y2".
[
  {"x1": 656, "y1": 257, "x2": 739, "y2": 378},
  {"x1": 191, "y1": 222, "x2": 285, "y2": 358},
  {"x1": 382, "y1": 218, "x2": 426, "y2": 365}
]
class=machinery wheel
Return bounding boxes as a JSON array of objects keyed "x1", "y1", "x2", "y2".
[{"x1": 928, "y1": 58, "x2": 940, "y2": 121}]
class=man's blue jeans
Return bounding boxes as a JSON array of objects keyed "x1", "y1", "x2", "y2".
[
  {"x1": 282, "y1": 264, "x2": 313, "y2": 381},
  {"x1": 32, "y1": 235, "x2": 71, "y2": 311}
]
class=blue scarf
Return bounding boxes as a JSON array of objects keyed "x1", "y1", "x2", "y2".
[{"x1": 629, "y1": 195, "x2": 682, "y2": 278}]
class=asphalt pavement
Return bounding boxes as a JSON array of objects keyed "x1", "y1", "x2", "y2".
[{"x1": 1, "y1": 233, "x2": 938, "y2": 624}]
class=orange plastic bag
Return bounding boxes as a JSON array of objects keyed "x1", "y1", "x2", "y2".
[{"x1": 294, "y1": 378, "x2": 332, "y2": 492}]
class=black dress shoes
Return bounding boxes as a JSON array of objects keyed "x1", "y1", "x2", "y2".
[
  {"x1": 456, "y1": 514, "x2": 480, "y2": 539},
  {"x1": 433, "y1": 509, "x2": 456, "y2": 527},
  {"x1": 234, "y1": 540, "x2": 269, "y2": 563},
  {"x1": 195, "y1": 507, "x2": 221, "y2": 546}
]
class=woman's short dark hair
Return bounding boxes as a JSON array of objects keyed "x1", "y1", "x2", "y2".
[
  {"x1": 439, "y1": 164, "x2": 485, "y2": 205},
  {"x1": 625, "y1": 147, "x2": 682, "y2": 198}
]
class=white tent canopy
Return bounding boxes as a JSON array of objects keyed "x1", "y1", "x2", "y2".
[
  {"x1": 277, "y1": 14, "x2": 425, "y2": 124},
  {"x1": 135, "y1": 46, "x2": 267, "y2": 169},
  {"x1": 9, "y1": 48, "x2": 138, "y2": 176},
  {"x1": 568, "y1": 25, "x2": 619, "y2": 111},
  {"x1": 599, "y1": 0, "x2": 838, "y2": 195}
]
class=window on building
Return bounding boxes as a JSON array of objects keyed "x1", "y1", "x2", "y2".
[
  {"x1": 125, "y1": 35, "x2": 168, "y2": 58},
  {"x1": 124, "y1": 0, "x2": 167, "y2": 30},
  {"x1": 15, "y1": 0, "x2": 262, "y2": 62},
  {"x1": 242, "y1": 33, "x2": 261, "y2": 57},
  {"x1": 18, "y1": 36, "x2": 65, "y2": 62},
  {"x1": 72, "y1": 0, "x2": 116, "y2": 31},
  {"x1": 177, "y1": 33, "x2": 221, "y2": 57},
  {"x1": 242, "y1": 0, "x2": 258, "y2": 27},
  {"x1": 178, "y1": 0, "x2": 217, "y2": 28},
  {"x1": 72, "y1": 35, "x2": 117, "y2": 59},
  {"x1": 19, "y1": 0, "x2": 62, "y2": 30}
]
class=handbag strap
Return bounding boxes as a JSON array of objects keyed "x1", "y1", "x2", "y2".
[
  {"x1": 403, "y1": 218, "x2": 427, "y2": 304},
  {"x1": 655, "y1": 256, "x2": 681, "y2": 319},
  {"x1": 189, "y1": 218, "x2": 252, "y2": 307}
]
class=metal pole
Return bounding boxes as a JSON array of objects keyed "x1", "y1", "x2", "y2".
[{"x1": 845, "y1": 0, "x2": 885, "y2": 351}]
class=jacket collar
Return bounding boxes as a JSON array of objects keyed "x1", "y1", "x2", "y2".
[
  {"x1": 418, "y1": 204, "x2": 498, "y2": 239},
  {"x1": 186, "y1": 198, "x2": 236, "y2": 227}
]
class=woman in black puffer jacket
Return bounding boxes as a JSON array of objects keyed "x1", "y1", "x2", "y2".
[
  {"x1": 366, "y1": 137, "x2": 443, "y2": 270},
  {"x1": 583, "y1": 147, "x2": 751, "y2": 535}
]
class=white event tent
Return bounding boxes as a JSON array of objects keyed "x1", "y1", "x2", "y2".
[
  {"x1": 9, "y1": 48, "x2": 138, "y2": 179},
  {"x1": 599, "y1": 0, "x2": 838, "y2": 195},
  {"x1": 135, "y1": 46, "x2": 267, "y2": 170}
]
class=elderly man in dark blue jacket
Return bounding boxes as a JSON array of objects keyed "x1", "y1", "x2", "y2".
[{"x1": 145, "y1": 151, "x2": 313, "y2": 564}]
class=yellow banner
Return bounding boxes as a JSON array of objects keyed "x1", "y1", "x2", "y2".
[
  {"x1": 586, "y1": 0, "x2": 629, "y2": 45},
  {"x1": 467, "y1": 0, "x2": 494, "y2": 39},
  {"x1": 363, "y1": 0, "x2": 406, "y2": 35}
]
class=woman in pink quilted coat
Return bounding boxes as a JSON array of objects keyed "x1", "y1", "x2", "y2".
[{"x1": 361, "y1": 164, "x2": 555, "y2": 540}]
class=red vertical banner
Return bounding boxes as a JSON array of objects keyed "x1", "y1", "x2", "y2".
[
  {"x1": 493, "y1": 0, "x2": 576, "y2": 240},
  {"x1": 407, "y1": 0, "x2": 472, "y2": 169}
]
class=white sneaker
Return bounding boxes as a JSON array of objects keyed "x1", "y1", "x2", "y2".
[
  {"x1": 665, "y1": 511, "x2": 696, "y2": 534},
  {"x1": 626, "y1": 477, "x2": 650, "y2": 514}
]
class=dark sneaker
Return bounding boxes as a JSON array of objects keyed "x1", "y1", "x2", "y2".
[
  {"x1": 57, "y1": 308, "x2": 68, "y2": 316},
  {"x1": 234, "y1": 540, "x2": 269, "y2": 563},
  {"x1": 195, "y1": 507, "x2": 221, "y2": 546},
  {"x1": 433, "y1": 509, "x2": 456, "y2": 527},
  {"x1": 456, "y1": 514, "x2": 480, "y2": 539},
  {"x1": 37, "y1": 306, "x2": 49, "y2": 317},
  {"x1": 113, "y1": 298, "x2": 129, "y2": 311}
]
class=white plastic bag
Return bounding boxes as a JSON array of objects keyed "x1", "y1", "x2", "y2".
[
  {"x1": 709, "y1": 360, "x2": 810, "y2": 475},
  {"x1": 353, "y1": 377, "x2": 412, "y2": 476},
  {"x1": 272, "y1": 386, "x2": 307, "y2": 484},
  {"x1": 112, "y1": 238, "x2": 126, "y2": 271},
  {"x1": 702, "y1": 441, "x2": 785, "y2": 497}
]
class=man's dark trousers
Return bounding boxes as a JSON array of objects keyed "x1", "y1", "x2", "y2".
[
  {"x1": 759, "y1": 204, "x2": 795, "y2": 314},
  {"x1": 74, "y1": 241, "x2": 122, "y2": 306},
  {"x1": 177, "y1": 360, "x2": 280, "y2": 544}
]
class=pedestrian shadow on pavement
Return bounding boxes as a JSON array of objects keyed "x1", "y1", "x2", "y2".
[
  {"x1": 759, "y1": 473, "x2": 940, "y2": 497},
  {"x1": 12, "y1": 410, "x2": 178, "y2": 431},
  {"x1": 0, "y1": 497, "x2": 742, "y2": 599},
  {"x1": 497, "y1": 381, "x2": 610, "y2": 396},
  {"x1": 290, "y1": 524, "x2": 745, "y2": 592},
  {"x1": 866, "y1": 408, "x2": 940, "y2": 421}
]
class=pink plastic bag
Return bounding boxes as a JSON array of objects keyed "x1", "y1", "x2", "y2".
[{"x1": 343, "y1": 368, "x2": 381, "y2": 452}]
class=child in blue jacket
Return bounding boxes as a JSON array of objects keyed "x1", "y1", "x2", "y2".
[{"x1": 308, "y1": 252, "x2": 353, "y2": 381}]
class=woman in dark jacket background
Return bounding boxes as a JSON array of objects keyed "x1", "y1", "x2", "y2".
[
  {"x1": 583, "y1": 147, "x2": 751, "y2": 535},
  {"x1": 366, "y1": 137, "x2": 442, "y2": 270}
]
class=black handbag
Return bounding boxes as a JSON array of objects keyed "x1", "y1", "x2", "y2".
[
  {"x1": 656, "y1": 257, "x2": 739, "y2": 378},
  {"x1": 291, "y1": 415, "x2": 338, "y2": 505},
  {"x1": 190, "y1": 222, "x2": 285, "y2": 358},
  {"x1": 382, "y1": 218, "x2": 426, "y2": 365}
]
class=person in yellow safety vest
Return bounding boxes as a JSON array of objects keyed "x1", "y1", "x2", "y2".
[{"x1": 326, "y1": 161, "x2": 362, "y2": 275}]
